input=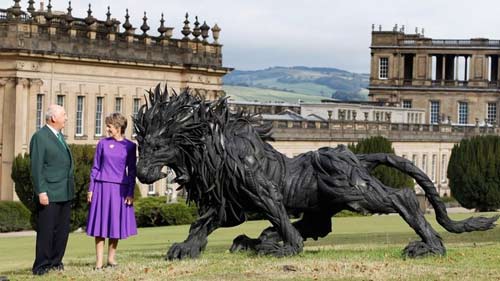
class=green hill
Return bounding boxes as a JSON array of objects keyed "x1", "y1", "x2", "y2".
[
  {"x1": 223, "y1": 85, "x2": 327, "y2": 103},
  {"x1": 223, "y1": 66, "x2": 369, "y2": 102}
]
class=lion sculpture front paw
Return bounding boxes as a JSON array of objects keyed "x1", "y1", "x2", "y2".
[{"x1": 166, "y1": 240, "x2": 207, "y2": 260}]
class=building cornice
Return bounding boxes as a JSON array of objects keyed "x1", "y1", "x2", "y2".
[
  {"x1": 368, "y1": 85, "x2": 500, "y2": 93},
  {"x1": 0, "y1": 51, "x2": 233, "y2": 74},
  {"x1": 370, "y1": 45, "x2": 500, "y2": 51}
]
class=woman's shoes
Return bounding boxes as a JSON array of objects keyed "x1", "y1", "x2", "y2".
[{"x1": 92, "y1": 262, "x2": 118, "y2": 270}]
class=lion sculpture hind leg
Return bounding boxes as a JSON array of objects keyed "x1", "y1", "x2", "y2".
[
  {"x1": 387, "y1": 188, "x2": 445, "y2": 257},
  {"x1": 230, "y1": 211, "x2": 335, "y2": 253},
  {"x1": 325, "y1": 182, "x2": 446, "y2": 258},
  {"x1": 231, "y1": 156, "x2": 304, "y2": 257},
  {"x1": 314, "y1": 147, "x2": 447, "y2": 257}
]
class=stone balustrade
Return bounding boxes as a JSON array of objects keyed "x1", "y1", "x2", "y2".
[
  {"x1": 265, "y1": 119, "x2": 499, "y2": 142},
  {"x1": 0, "y1": 2, "x2": 225, "y2": 70}
]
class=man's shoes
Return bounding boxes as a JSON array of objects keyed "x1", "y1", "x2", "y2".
[
  {"x1": 32, "y1": 267, "x2": 50, "y2": 276},
  {"x1": 106, "y1": 263, "x2": 118, "y2": 268},
  {"x1": 51, "y1": 263, "x2": 64, "y2": 271}
]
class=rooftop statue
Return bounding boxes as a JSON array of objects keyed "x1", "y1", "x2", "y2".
[{"x1": 135, "y1": 85, "x2": 499, "y2": 260}]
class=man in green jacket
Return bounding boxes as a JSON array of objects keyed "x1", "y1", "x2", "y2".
[{"x1": 30, "y1": 104, "x2": 75, "y2": 276}]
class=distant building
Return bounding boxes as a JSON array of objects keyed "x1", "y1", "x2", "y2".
[
  {"x1": 228, "y1": 100, "x2": 425, "y2": 124},
  {"x1": 228, "y1": 100, "x2": 300, "y2": 115},
  {"x1": 0, "y1": 0, "x2": 231, "y2": 200},
  {"x1": 300, "y1": 101, "x2": 425, "y2": 124},
  {"x1": 369, "y1": 26, "x2": 500, "y2": 126}
]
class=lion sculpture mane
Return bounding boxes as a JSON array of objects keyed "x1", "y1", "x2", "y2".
[{"x1": 134, "y1": 85, "x2": 498, "y2": 260}]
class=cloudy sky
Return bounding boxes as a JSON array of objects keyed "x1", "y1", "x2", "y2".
[{"x1": 2, "y1": 0, "x2": 500, "y2": 73}]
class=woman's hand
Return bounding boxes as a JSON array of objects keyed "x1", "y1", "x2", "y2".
[
  {"x1": 124, "y1": 196, "x2": 134, "y2": 206},
  {"x1": 87, "y1": 192, "x2": 93, "y2": 203}
]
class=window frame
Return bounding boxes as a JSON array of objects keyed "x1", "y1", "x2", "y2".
[
  {"x1": 115, "y1": 97, "x2": 122, "y2": 113},
  {"x1": 76, "y1": 96, "x2": 84, "y2": 136},
  {"x1": 36, "y1": 94, "x2": 44, "y2": 130},
  {"x1": 379, "y1": 57, "x2": 389, "y2": 79},
  {"x1": 402, "y1": 100, "x2": 412, "y2": 109},
  {"x1": 458, "y1": 101, "x2": 468, "y2": 125},
  {"x1": 430, "y1": 101, "x2": 440, "y2": 124},
  {"x1": 487, "y1": 102, "x2": 497, "y2": 124},
  {"x1": 95, "y1": 96, "x2": 104, "y2": 136}
]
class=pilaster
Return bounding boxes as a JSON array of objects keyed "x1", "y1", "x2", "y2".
[
  {"x1": 14, "y1": 78, "x2": 29, "y2": 155},
  {"x1": 1, "y1": 78, "x2": 16, "y2": 200}
]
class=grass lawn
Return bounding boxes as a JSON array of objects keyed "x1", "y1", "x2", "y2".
[{"x1": 1, "y1": 213, "x2": 500, "y2": 280}]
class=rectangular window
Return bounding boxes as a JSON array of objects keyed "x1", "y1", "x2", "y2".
[
  {"x1": 458, "y1": 102, "x2": 468, "y2": 125},
  {"x1": 430, "y1": 101, "x2": 440, "y2": 124},
  {"x1": 431, "y1": 154, "x2": 437, "y2": 182},
  {"x1": 422, "y1": 154, "x2": 427, "y2": 174},
  {"x1": 76, "y1": 96, "x2": 84, "y2": 136},
  {"x1": 36, "y1": 94, "x2": 44, "y2": 130},
  {"x1": 132, "y1": 98, "x2": 140, "y2": 135},
  {"x1": 56, "y1": 95, "x2": 65, "y2": 107},
  {"x1": 379, "y1": 57, "x2": 389, "y2": 79},
  {"x1": 95, "y1": 97, "x2": 104, "y2": 136},
  {"x1": 487, "y1": 102, "x2": 497, "y2": 124},
  {"x1": 412, "y1": 154, "x2": 418, "y2": 166},
  {"x1": 133, "y1": 98, "x2": 140, "y2": 117},
  {"x1": 403, "y1": 100, "x2": 412, "y2": 108},
  {"x1": 115, "y1": 97, "x2": 122, "y2": 113},
  {"x1": 441, "y1": 154, "x2": 447, "y2": 183},
  {"x1": 148, "y1": 184, "x2": 155, "y2": 196}
]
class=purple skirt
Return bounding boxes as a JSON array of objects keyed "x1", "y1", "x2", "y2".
[{"x1": 86, "y1": 181, "x2": 138, "y2": 239}]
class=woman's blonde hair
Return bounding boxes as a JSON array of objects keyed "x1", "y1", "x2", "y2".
[{"x1": 105, "y1": 112, "x2": 127, "y2": 134}]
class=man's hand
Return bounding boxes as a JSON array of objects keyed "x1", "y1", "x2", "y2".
[
  {"x1": 39, "y1": 193, "x2": 49, "y2": 206},
  {"x1": 87, "y1": 192, "x2": 93, "y2": 203}
]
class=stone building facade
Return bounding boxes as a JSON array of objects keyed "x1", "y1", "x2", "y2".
[
  {"x1": 0, "y1": 0, "x2": 231, "y2": 200},
  {"x1": 369, "y1": 26, "x2": 500, "y2": 126}
]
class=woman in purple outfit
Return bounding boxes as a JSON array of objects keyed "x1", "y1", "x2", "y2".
[{"x1": 86, "y1": 113, "x2": 138, "y2": 269}]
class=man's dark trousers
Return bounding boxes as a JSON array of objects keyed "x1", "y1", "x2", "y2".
[{"x1": 32, "y1": 201, "x2": 71, "y2": 274}]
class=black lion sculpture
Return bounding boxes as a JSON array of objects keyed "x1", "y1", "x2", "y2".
[{"x1": 134, "y1": 85, "x2": 498, "y2": 260}]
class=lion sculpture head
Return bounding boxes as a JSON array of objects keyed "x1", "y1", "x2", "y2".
[{"x1": 133, "y1": 84, "x2": 271, "y2": 206}]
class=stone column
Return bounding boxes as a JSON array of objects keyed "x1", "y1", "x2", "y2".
[
  {"x1": 14, "y1": 78, "x2": 29, "y2": 155},
  {"x1": 0, "y1": 78, "x2": 8, "y2": 200},
  {"x1": 464, "y1": 56, "x2": 468, "y2": 81},
  {"x1": 1, "y1": 78, "x2": 16, "y2": 200},
  {"x1": 441, "y1": 56, "x2": 446, "y2": 85}
]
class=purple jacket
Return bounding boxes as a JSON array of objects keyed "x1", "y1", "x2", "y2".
[{"x1": 88, "y1": 137, "x2": 137, "y2": 197}]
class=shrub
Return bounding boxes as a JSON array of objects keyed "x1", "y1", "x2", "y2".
[
  {"x1": 448, "y1": 136, "x2": 500, "y2": 211},
  {"x1": 135, "y1": 196, "x2": 197, "y2": 227},
  {"x1": 69, "y1": 144, "x2": 95, "y2": 231},
  {"x1": 0, "y1": 201, "x2": 31, "y2": 232},
  {"x1": 134, "y1": 184, "x2": 142, "y2": 199},
  {"x1": 11, "y1": 153, "x2": 37, "y2": 229}
]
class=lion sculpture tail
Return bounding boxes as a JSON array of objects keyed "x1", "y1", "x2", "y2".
[{"x1": 358, "y1": 153, "x2": 499, "y2": 233}]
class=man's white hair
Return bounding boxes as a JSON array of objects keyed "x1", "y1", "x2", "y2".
[{"x1": 45, "y1": 104, "x2": 63, "y2": 121}]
